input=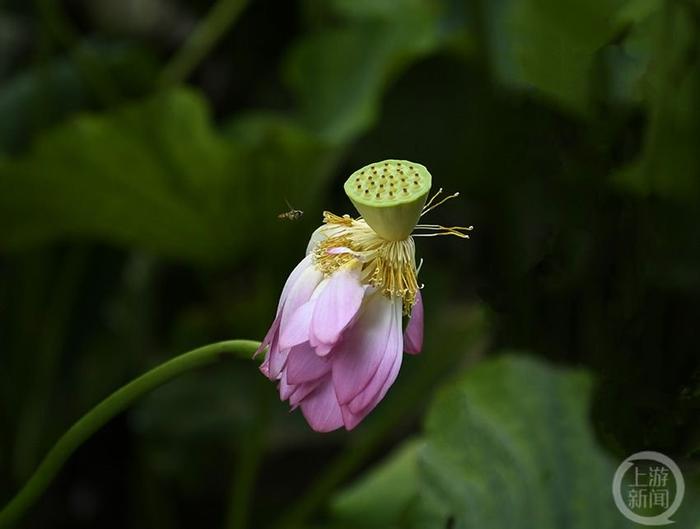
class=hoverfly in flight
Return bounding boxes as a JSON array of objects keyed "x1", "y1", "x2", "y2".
[{"x1": 278, "y1": 199, "x2": 304, "y2": 221}]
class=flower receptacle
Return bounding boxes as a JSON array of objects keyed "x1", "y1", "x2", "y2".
[{"x1": 344, "y1": 160, "x2": 432, "y2": 241}]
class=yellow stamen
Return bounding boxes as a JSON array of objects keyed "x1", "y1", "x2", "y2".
[
  {"x1": 313, "y1": 189, "x2": 471, "y2": 311},
  {"x1": 421, "y1": 188, "x2": 460, "y2": 216},
  {"x1": 416, "y1": 188, "x2": 473, "y2": 239},
  {"x1": 413, "y1": 224, "x2": 474, "y2": 238},
  {"x1": 314, "y1": 214, "x2": 418, "y2": 312}
]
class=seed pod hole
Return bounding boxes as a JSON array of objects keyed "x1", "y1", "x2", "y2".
[{"x1": 344, "y1": 159, "x2": 431, "y2": 207}]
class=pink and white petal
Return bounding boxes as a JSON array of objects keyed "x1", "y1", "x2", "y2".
[
  {"x1": 279, "y1": 277, "x2": 331, "y2": 350},
  {"x1": 267, "y1": 331, "x2": 290, "y2": 381},
  {"x1": 404, "y1": 289, "x2": 424, "y2": 355},
  {"x1": 331, "y1": 292, "x2": 394, "y2": 404},
  {"x1": 326, "y1": 246, "x2": 361, "y2": 258},
  {"x1": 310, "y1": 266, "x2": 366, "y2": 352},
  {"x1": 306, "y1": 224, "x2": 348, "y2": 255},
  {"x1": 279, "y1": 265, "x2": 323, "y2": 332},
  {"x1": 259, "y1": 321, "x2": 284, "y2": 380},
  {"x1": 306, "y1": 225, "x2": 328, "y2": 255},
  {"x1": 258, "y1": 257, "x2": 317, "y2": 360},
  {"x1": 286, "y1": 342, "x2": 331, "y2": 385},
  {"x1": 300, "y1": 377, "x2": 344, "y2": 432},
  {"x1": 368, "y1": 343, "x2": 404, "y2": 409},
  {"x1": 255, "y1": 312, "x2": 282, "y2": 357},
  {"x1": 279, "y1": 298, "x2": 316, "y2": 350},
  {"x1": 348, "y1": 334, "x2": 403, "y2": 418},
  {"x1": 348, "y1": 299, "x2": 403, "y2": 414},
  {"x1": 276, "y1": 254, "x2": 314, "y2": 315}
]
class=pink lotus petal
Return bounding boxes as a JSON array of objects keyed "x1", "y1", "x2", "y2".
[
  {"x1": 311, "y1": 266, "x2": 366, "y2": 353},
  {"x1": 300, "y1": 376, "x2": 344, "y2": 432},
  {"x1": 314, "y1": 342, "x2": 333, "y2": 356},
  {"x1": 326, "y1": 246, "x2": 360, "y2": 257},
  {"x1": 279, "y1": 371, "x2": 294, "y2": 401},
  {"x1": 305, "y1": 225, "x2": 328, "y2": 255},
  {"x1": 404, "y1": 289, "x2": 424, "y2": 355},
  {"x1": 341, "y1": 343, "x2": 403, "y2": 429},
  {"x1": 267, "y1": 327, "x2": 288, "y2": 381},
  {"x1": 277, "y1": 254, "x2": 313, "y2": 315},
  {"x1": 331, "y1": 292, "x2": 395, "y2": 404},
  {"x1": 340, "y1": 404, "x2": 364, "y2": 431},
  {"x1": 259, "y1": 357, "x2": 270, "y2": 378},
  {"x1": 259, "y1": 316, "x2": 286, "y2": 380},
  {"x1": 289, "y1": 382, "x2": 319, "y2": 408},
  {"x1": 348, "y1": 299, "x2": 403, "y2": 414},
  {"x1": 377, "y1": 345, "x2": 403, "y2": 398},
  {"x1": 280, "y1": 371, "x2": 323, "y2": 408},
  {"x1": 263, "y1": 219, "x2": 425, "y2": 432},
  {"x1": 305, "y1": 224, "x2": 348, "y2": 255},
  {"x1": 255, "y1": 311, "x2": 281, "y2": 357},
  {"x1": 258, "y1": 256, "x2": 315, "y2": 360},
  {"x1": 279, "y1": 298, "x2": 316, "y2": 350},
  {"x1": 348, "y1": 332, "x2": 404, "y2": 418},
  {"x1": 280, "y1": 265, "x2": 323, "y2": 332},
  {"x1": 286, "y1": 342, "x2": 331, "y2": 385}
]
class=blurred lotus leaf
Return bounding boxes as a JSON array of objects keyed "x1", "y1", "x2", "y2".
[
  {"x1": 0, "y1": 88, "x2": 335, "y2": 264},
  {"x1": 613, "y1": 2, "x2": 700, "y2": 200},
  {"x1": 486, "y1": 0, "x2": 625, "y2": 113},
  {"x1": 285, "y1": 0, "x2": 450, "y2": 143},
  {"x1": 0, "y1": 42, "x2": 157, "y2": 153},
  {"x1": 330, "y1": 439, "x2": 423, "y2": 528},
  {"x1": 330, "y1": 354, "x2": 700, "y2": 529},
  {"x1": 419, "y1": 355, "x2": 634, "y2": 528},
  {"x1": 0, "y1": 89, "x2": 232, "y2": 261}
]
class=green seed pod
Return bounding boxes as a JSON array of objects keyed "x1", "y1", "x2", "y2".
[{"x1": 344, "y1": 159, "x2": 432, "y2": 240}]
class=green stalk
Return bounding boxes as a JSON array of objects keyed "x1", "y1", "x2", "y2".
[
  {"x1": 0, "y1": 340, "x2": 260, "y2": 529},
  {"x1": 159, "y1": 0, "x2": 249, "y2": 86}
]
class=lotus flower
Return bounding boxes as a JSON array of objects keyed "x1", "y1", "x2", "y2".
[{"x1": 258, "y1": 160, "x2": 470, "y2": 431}]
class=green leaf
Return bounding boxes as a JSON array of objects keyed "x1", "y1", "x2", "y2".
[
  {"x1": 285, "y1": 0, "x2": 447, "y2": 143},
  {"x1": 328, "y1": 354, "x2": 700, "y2": 529},
  {"x1": 600, "y1": 17, "x2": 655, "y2": 105},
  {"x1": 330, "y1": 439, "x2": 423, "y2": 529},
  {"x1": 488, "y1": 0, "x2": 625, "y2": 113},
  {"x1": 419, "y1": 354, "x2": 634, "y2": 528},
  {"x1": 0, "y1": 89, "x2": 337, "y2": 263},
  {"x1": 613, "y1": 2, "x2": 700, "y2": 199},
  {"x1": 0, "y1": 88, "x2": 232, "y2": 262},
  {"x1": 615, "y1": 0, "x2": 662, "y2": 25},
  {"x1": 0, "y1": 42, "x2": 157, "y2": 153},
  {"x1": 223, "y1": 112, "x2": 338, "y2": 223}
]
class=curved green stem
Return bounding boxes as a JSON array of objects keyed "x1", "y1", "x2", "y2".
[
  {"x1": 0, "y1": 339, "x2": 260, "y2": 529},
  {"x1": 159, "y1": 0, "x2": 249, "y2": 86}
]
